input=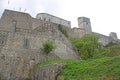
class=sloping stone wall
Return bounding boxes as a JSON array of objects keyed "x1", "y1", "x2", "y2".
[
  {"x1": 0, "y1": 49, "x2": 59, "y2": 80},
  {"x1": 0, "y1": 10, "x2": 80, "y2": 80}
]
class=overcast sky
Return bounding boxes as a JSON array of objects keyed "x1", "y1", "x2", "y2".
[{"x1": 0, "y1": 0, "x2": 120, "y2": 38}]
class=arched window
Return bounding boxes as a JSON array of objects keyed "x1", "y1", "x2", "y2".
[{"x1": 12, "y1": 20, "x2": 17, "y2": 32}]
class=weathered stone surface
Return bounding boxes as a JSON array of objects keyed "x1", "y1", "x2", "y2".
[
  {"x1": 97, "y1": 33, "x2": 119, "y2": 46},
  {"x1": 0, "y1": 9, "x2": 80, "y2": 80},
  {"x1": 30, "y1": 63, "x2": 64, "y2": 80},
  {"x1": 0, "y1": 9, "x2": 119, "y2": 80},
  {"x1": 0, "y1": 49, "x2": 59, "y2": 80},
  {"x1": 97, "y1": 33, "x2": 112, "y2": 46},
  {"x1": 36, "y1": 13, "x2": 71, "y2": 28},
  {"x1": 109, "y1": 32, "x2": 118, "y2": 41},
  {"x1": 78, "y1": 17, "x2": 92, "y2": 34}
]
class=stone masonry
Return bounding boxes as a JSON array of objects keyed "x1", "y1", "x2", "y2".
[
  {"x1": 30, "y1": 63, "x2": 64, "y2": 80},
  {"x1": 36, "y1": 13, "x2": 71, "y2": 28},
  {"x1": 78, "y1": 17, "x2": 92, "y2": 34},
  {"x1": 0, "y1": 9, "x2": 119, "y2": 80},
  {"x1": 0, "y1": 9, "x2": 79, "y2": 80}
]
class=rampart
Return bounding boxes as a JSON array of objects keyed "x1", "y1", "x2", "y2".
[
  {"x1": 0, "y1": 9, "x2": 119, "y2": 79},
  {"x1": 36, "y1": 13, "x2": 71, "y2": 28},
  {"x1": 0, "y1": 9, "x2": 79, "y2": 80}
]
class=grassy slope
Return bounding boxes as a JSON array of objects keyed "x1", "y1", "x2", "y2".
[
  {"x1": 36, "y1": 56, "x2": 120, "y2": 80},
  {"x1": 35, "y1": 34, "x2": 120, "y2": 80}
]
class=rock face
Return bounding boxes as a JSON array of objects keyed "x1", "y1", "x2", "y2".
[{"x1": 30, "y1": 63, "x2": 64, "y2": 80}]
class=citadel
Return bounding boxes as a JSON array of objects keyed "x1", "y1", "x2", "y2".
[{"x1": 0, "y1": 9, "x2": 119, "y2": 80}]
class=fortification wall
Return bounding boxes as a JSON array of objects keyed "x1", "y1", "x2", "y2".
[
  {"x1": 78, "y1": 17, "x2": 92, "y2": 34},
  {"x1": 109, "y1": 32, "x2": 118, "y2": 40},
  {"x1": 0, "y1": 22, "x2": 78, "y2": 59},
  {"x1": 71, "y1": 28, "x2": 86, "y2": 38},
  {"x1": 0, "y1": 10, "x2": 80, "y2": 79},
  {"x1": 36, "y1": 13, "x2": 71, "y2": 28},
  {"x1": 1, "y1": 9, "x2": 119, "y2": 79},
  {"x1": 0, "y1": 10, "x2": 32, "y2": 31},
  {"x1": 0, "y1": 26, "x2": 79, "y2": 79},
  {"x1": 96, "y1": 33, "x2": 112, "y2": 46}
]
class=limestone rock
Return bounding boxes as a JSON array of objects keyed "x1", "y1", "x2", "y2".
[{"x1": 30, "y1": 63, "x2": 64, "y2": 80}]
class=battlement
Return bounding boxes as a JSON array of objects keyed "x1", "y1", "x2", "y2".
[{"x1": 36, "y1": 13, "x2": 71, "y2": 28}]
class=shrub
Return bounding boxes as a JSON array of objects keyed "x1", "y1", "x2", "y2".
[
  {"x1": 40, "y1": 40, "x2": 55, "y2": 55},
  {"x1": 70, "y1": 33, "x2": 100, "y2": 59},
  {"x1": 103, "y1": 43, "x2": 120, "y2": 57}
]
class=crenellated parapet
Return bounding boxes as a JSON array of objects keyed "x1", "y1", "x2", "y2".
[{"x1": 36, "y1": 13, "x2": 71, "y2": 28}]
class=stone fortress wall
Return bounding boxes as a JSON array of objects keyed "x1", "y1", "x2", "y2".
[
  {"x1": 36, "y1": 13, "x2": 71, "y2": 28},
  {"x1": 78, "y1": 17, "x2": 92, "y2": 34},
  {"x1": 0, "y1": 9, "x2": 119, "y2": 80},
  {"x1": 69, "y1": 16, "x2": 119, "y2": 46},
  {"x1": 109, "y1": 32, "x2": 118, "y2": 40},
  {"x1": 70, "y1": 17, "x2": 92, "y2": 38},
  {"x1": 0, "y1": 9, "x2": 80, "y2": 59},
  {"x1": 0, "y1": 10, "x2": 79, "y2": 80}
]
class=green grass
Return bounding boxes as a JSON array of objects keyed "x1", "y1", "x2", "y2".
[
  {"x1": 70, "y1": 33, "x2": 120, "y2": 60},
  {"x1": 35, "y1": 40, "x2": 120, "y2": 80},
  {"x1": 36, "y1": 56, "x2": 120, "y2": 80}
]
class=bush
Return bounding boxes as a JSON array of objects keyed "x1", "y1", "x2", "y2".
[
  {"x1": 70, "y1": 33, "x2": 120, "y2": 59},
  {"x1": 102, "y1": 43, "x2": 120, "y2": 57},
  {"x1": 70, "y1": 33, "x2": 100, "y2": 59},
  {"x1": 58, "y1": 24, "x2": 69, "y2": 38},
  {"x1": 40, "y1": 40, "x2": 55, "y2": 55}
]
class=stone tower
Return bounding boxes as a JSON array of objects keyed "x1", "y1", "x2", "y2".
[
  {"x1": 78, "y1": 17, "x2": 92, "y2": 34},
  {"x1": 109, "y1": 32, "x2": 118, "y2": 40}
]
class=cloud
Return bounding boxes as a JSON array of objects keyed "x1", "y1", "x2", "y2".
[
  {"x1": 26, "y1": 0, "x2": 61, "y2": 17},
  {"x1": 0, "y1": 0, "x2": 61, "y2": 17}
]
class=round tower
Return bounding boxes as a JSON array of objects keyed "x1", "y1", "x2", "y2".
[{"x1": 78, "y1": 17, "x2": 92, "y2": 34}]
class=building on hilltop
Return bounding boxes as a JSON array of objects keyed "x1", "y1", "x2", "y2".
[
  {"x1": 109, "y1": 32, "x2": 118, "y2": 41},
  {"x1": 78, "y1": 17, "x2": 92, "y2": 34},
  {"x1": 71, "y1": 17, "x2": 119, "y2": 46},
  {"x1": 71, "y1": 17, "x2": 92, "y2": 38},
  {"x1": 36, "y1": 13, "x2": 71, "y2": 28}
]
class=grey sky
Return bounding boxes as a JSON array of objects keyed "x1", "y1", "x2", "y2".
[{"x1": 0, "y1": 0, "x2": 120, "y2": 38}]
